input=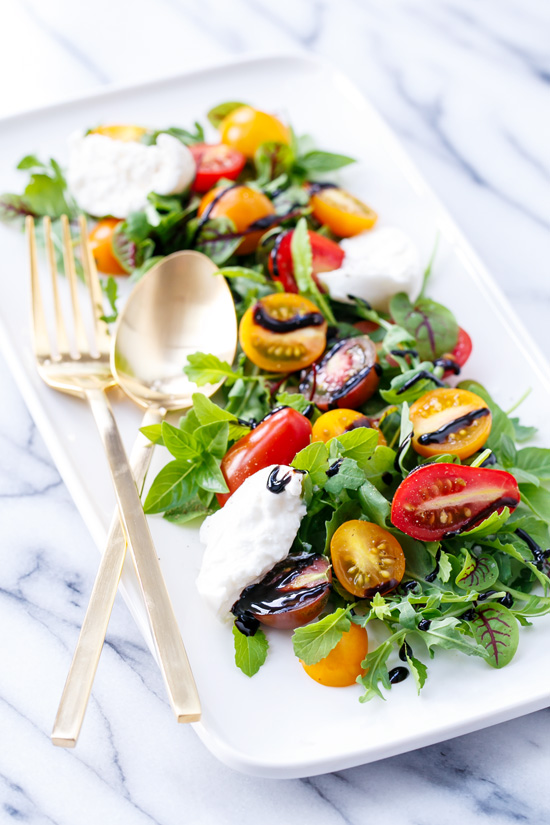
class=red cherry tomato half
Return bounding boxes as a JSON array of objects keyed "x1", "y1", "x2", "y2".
[
  {"x1": 299, "y1": 336, "x2": 380, "y2": 411},
  {"x1": 391, "y1": 463, "x2": 520, "y2": 541},
  {"x1": 268, "y1": 229, "x2": 344, "y2": 293},
  {"x1": 216, "y1": 407, "x2": 312, "y2": 506},
  {"x1": 449, "y1": 327, "x2": 473, "y2": 371},
  {"x1": 189, "y1": 143, "x2": 246, "y2": 193}
]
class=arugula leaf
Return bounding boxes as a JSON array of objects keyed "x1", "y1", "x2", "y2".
[
  {"x1": 328, "y1": 428, "x2": 379, "y2": 468},
  {"x1": 233, "y1": 626, "x2": 269, "y2": 677},
  {"x1": 482, "y1": 535, "x2": 550, "y2": 592},
  {"x1": 460, "y1": 507, "x2": 512, "y2": 537},
  {"x1": 357, "y1": 639, "x2": 393, "y2": 702},
  {"x1": 274, "y1": 392, "x2": 311, "y2": 414},
  {"x1": 291, "y1": 218, "x2": 336, "y2": 324},
  {"x1": 292, "y1": 441, "x2": 329, "y2": 487},
  {"x1": 292, "y1": 608, "x2": 351, "y2": 665},
  {"x1": 469, "y1": 603, "x2": 519, "y2": 668},
  {"x1": 358, "y1": 480, "x2": 391, "y2": 527},
  {"x1": 207, "y1": 101, "x2": 248, "y2": 129},
  {"x1": 164, "y1": 497, "x2": 215, "y2": 524},
  {"x1": 324, "y1": 458, "x2": 365, "y2": 495},
  {"x1": 390, "y1": 292, "x2": 458, "y2": 360},
  {"x1": 404, "y1": 647, "x2": 428, "y2": 694},
  {"x1": 380, "y1": 363, "x2": 446, "y2": 405},
  {"x1": 100, "y1": 276, "x2": 119, "y2": 323},
  {"x1": 417, "y1": 616, "x2": 485, "y2": 658}
]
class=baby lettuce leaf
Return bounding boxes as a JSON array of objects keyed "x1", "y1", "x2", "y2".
[
  {"x1": 390, "y1": 292, "x2": 458, "y2": 361},
  {"x1": 207, "y1": 101, "x2": 248, "y2": 129},
  {"x1": 455, "y1": 550, "x2": 500, "y2": 591},
  {"x1": 233, "y1": 626, "x2": 269, "y2": 677},
  {"x1": 469, "y1": 603, "x2": 519, "y2": 668}
]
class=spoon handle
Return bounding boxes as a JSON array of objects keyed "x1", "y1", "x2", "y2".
[{"x1": 52, "y1": 400, "x2": 199, "y2": 747}]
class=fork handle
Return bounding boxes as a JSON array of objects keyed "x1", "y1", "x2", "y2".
[
  {"x1": 52, "y1": 405, "x2": 164, "y2": 747},
  {"x1": 84, "y1": 390, "x2": 199, "y2": 725}
]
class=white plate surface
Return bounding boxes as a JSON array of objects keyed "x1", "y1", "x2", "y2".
[{"x1": 1, "y1": 55, "x2": 550, "y2": 779}]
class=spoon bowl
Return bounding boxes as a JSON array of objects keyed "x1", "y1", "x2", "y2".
[{"x1": 112, "y1": 250, "x2": 237, "y2": 410}]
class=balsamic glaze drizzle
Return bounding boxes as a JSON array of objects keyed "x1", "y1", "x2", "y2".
[
  {"x1": 433, "y1": 357, "x2": 461, "y2": 375},
  {"x1": 417, "y1": 407, "x2": 490, "y2": 446},
  {"x1": 445, "y1": 496, "x2": 520, "y2": 537},
  {"x1": 327, "y1": 459, "x2": 343, "y2": 478},
  {"x1": 403, "y1": 581, "x2": 419, "y2": 593},
  {"x1": 396, "y1": 370, "x2": 446, "y2": 395},
  {"x1": 515, "y1": 528, "x2": 550, "y2": 569},
  {"x1": 269, "y1": 230, "x2": 288, "y2": 279},
  {"x1": 382, "y1": 472, "x2": 394, "y2": 486},
  {"x1": 308, "y1": 181, "x2": 338, "y2": 194},
  {"x1": 393, "y1": 432, "x2": 413, "y2": 472},
  {"x1": 267, "y1": 466, "x2": 292, "y2": 494},
  {"x1": 499, "y1": 592, "x2": 514, "y2": 608},
  {"x1": 234, "y1": 614, "x2": 260, "y2": 637},
  {"x1": 460, "y1": 609, "x2": 476, "y2": 622},
  {"x1": 425, "y1": 548, "x2": 442, "y2": 583},
  {"x1": 390, "y1": 349, "x2": 419, "y2": 358},
  {"x1": 253, "y1": 303, "x2": 325, "y2": 333},
  {"x1": 480, "y1": 452, "x2": 497, "y2": 467},
  {"x1": 388, "y1": 667, "x2": 409, "y2": 684},
  {"x1": 418, "y1": 619, "x2": 432, "y2": 631}
]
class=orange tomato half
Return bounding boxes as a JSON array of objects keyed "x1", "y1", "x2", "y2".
[
  {"x1": 301, "y1": 623, "x2": 369, "y2": 687},
  {"x1": 88, "y1": 218, "x2": 127, "y2": 275},
  {"x1": 311, "y1": 409, "x2": 386, "y2": 446},
  {"x1": 198, "y1": 185, "x2": 275, "y2": 255},
  {"x1": 311, "y1": 187, "x2": 377, "y2": 237}
]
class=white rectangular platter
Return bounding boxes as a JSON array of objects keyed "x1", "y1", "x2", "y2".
[{"x1": 1, "y1": 55, "x2": 550, "y2": 779}]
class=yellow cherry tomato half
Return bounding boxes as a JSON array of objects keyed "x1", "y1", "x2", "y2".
[
  {"x1": 220, "y1": 106, "x2": 290, "y2": 158},
  {"x1": 330, "y1": 520, "x2": 406, "y2": 599},
  {"x1": 410, "y1": 388, "x2": 492, "y2": 460},
  {"x1": 197, "y1": 184, "x2": 275, "y2": 255},
  {"x1": 89, "y1": 124, "x2": 147, "y2": 142},
  {"x1": 88, "y1": 218, "x2": 127, "y2": 275},
  {"x1": 301, "y1": 622, "x2": 368, "y2": 687},
  {"x1": 239, "y1": 293, "x2": 327, "y2": 373},
  {"x1": 311, "y1": 187, "x2": 377, "y2": 237},
  {"x1": 311, "y1": 409, "x2": 387, "y2": 446}
]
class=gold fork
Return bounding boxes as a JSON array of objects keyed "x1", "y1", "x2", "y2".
[{"x1": 27, "y1": 215, "x2": 201, "y2": 745}]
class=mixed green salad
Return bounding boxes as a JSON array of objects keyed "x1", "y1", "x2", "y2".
[{"x1": 4, "y1": 102, "x2": 550, "y2": 702}]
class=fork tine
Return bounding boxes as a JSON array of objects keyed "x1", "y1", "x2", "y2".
[
  {"x1": 27, "y1": 216, "x2": 52, "y2": 360},
  {"x1": 60, "y1": 214, "x2": 89, "y2": 356},
  {"x1": 79, "y1": 215, "x2": 110, "y2": 354},
  {"x1": 43, "y1": 216, "x2": 70, "y2": 357}
]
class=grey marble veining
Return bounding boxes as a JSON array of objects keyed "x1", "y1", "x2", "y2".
[{"x1": 1, "y1": 0, "x2": 550, "y2": 822}]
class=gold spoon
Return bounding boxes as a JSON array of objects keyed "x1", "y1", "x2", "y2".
[{"x1": 52, "y1": 250, "x2": 237, "y2": 747}]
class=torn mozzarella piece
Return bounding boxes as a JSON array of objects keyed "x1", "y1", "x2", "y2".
[
  {"x1": 318, "y1": 227, "x2": 422, "y2": 312},
  {"x1": 67, "y1": 131, "x2": 196, "y2": 218},
  {"x1": 197, "y1": 465, "x2": 306, "y2": 619}
]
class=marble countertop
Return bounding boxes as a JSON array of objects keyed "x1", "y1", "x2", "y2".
[{"x1": 2, "y1": 0, "x2": 550, "y2": 822}]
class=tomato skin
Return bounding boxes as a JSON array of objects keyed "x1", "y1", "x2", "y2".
[
  {"x1": 311, "y1": 187, "x2": 377, "y2": 237},
  {"x1": 88, "y1": 218, "x2": 127, "y2": 275},
  {"x1": 189, "y1": 143, "x2": 246, "y2": 193},
  {"x1": 312, "y1": 409, "x2": 386, "y2": 446},
  {"x1": 330, "y1": 520, "x2": 406, "y2": 598},
  {"x1": 198, "y1": 185, "x2": 275, "y2": 254},
  {"x1": 410, "y1": 388, "x2": 492, "y2": 460},
  {"x1": 300, "y1": 336, "x2": 380, "y2": 411},
  {"x1": 90, "y1": 124, "x2": 147, "y2": 142},
  {"x1": 443, "y1": 327, "x2": 473, "y2": 376},
  {"x1": 216, "y1": 408, "x2": 312, "y2": 506},
  {"x1": 220, "y1": 106, "x2": 290, "y2": 158},
  {"x1": 239, "y1": 293, "x2": 328, "y2": 373},
  {"x1": 301, "y1": 622, "x2": 369, "y2": 687},
  {"x1": 391, "y1": 463, "x2": 520, "y2": 541},
  {"x1": 268, "y1": 229, "x2": 344, "y2": 293}
]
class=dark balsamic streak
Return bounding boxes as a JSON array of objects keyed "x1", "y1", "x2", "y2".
[
  {"x1": 389, "y1": 666, "x2": 409, "y2": 684},
  {"x1": 433, "y1": 357, "x2": 461, "y2": 375},
  {"x1": 382, "y1": 472, "x2": 393, "y2": 485},
  {"x1": 425, "y1": 548, "x2": 442, "y2": 583},
  {"x1": 515, "y1": 528, "x2": 550, "y2": 569},
  {"x1": 267, "y1": 466, "x2": 292, "y2": 494},
  {"x1": 327, "y1": 459, "x2": 343, "y2": 478},
  {"x1": 445, "y1": 496, "x2": 520, "y2": 537},
  {"x1": 390, "y1": 348, "x2": 419, "y2": 358},
  {"x1": 418, "y1": 407, "x2": 490, "y2": 445},
  {"x1": 269, "y1": 230, "x2": 288, "y2": 279},
  {"x1": 253, "y1": 303, "x2": 325, "y2": 333},
  {"x1": 480, "y1": 452, "x2": 497, "y2": 467},
  {"x1": 394, "y1": 432, "x2": 413, "y2": 472},
  {"x1": 308, "y1": 182, "x2": 338, "y2": 194},
  {"x1": 396, "y1": 370, "x2": 446, "y2": 395}
]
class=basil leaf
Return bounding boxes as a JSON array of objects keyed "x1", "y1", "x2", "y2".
[
  {"x1": 457, "y1": 380, "x2": 515, "y2": 452},
  {"x1": 233, "y1": 626, "x2": 269, "y2": 677},
  {"x1": 143, "y1": 460, "x2": 195, "y2": 514},
  {"x1": 515, "y1": 447, "x2": 550, "y2": 481},
  {"x1": 164, "y1": 497, "x2": 215, "y2": 524},
  {"x1": 207, "y1": 101, "x2": 247, "y2": 129},
  {"x1": 329, "y1": 428, "x2": 379, "y2": 468},
  {"x1": 292, "y1": 441, "x2": 329, "y2": 487},
  {"x1": 160, "y1": 421, "x2": 201, "y2": 460},
  {"x1": 363, "y1": 446, "x2": 397, "y2": 492},
  {"x1": 195, "y1": 453, "x2": 228, "y2": 494},
  {"x1": 193, "y1": 392, "x2": 250, "y2": 441},
  {"x1": 140, "y1": 423, "x2": 164, "y2": 445},
  {"x1": 511, "y1": 418, "x2": 538, "y2": 443},
  {"x1": 469, "y1": 604, "x2": 519, "y2": 668},
  {"x1": 324, "y1": 458, "x2": 365, "y2": 495},
  {"x1": 194, "y1": 422, "x2": 229, "y2": 460},
  {"x1": 390, "y1": 292, "x2": 458, "y2": 360},
  {"x1": 292, "y1": 607, "x2": 350, "y2": 665},
  {"x1": 274, "y1": 391, "x2": 311, "y2": 414},
  {"x1": 183, "y1": 352, "x2": 243, "y2": 387},
  {"x1": 297, "y1": 150, "x2": 355, "y2": 174}
]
